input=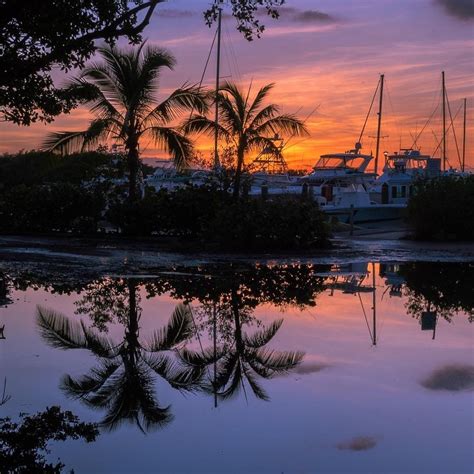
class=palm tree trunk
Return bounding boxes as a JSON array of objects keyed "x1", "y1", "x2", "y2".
[
  {"x1": 127, "y1": 142, "x2": 140, "y2": 203},
  {"x1": 232, "y1": 146, "x2": 245, "y2": 199}
]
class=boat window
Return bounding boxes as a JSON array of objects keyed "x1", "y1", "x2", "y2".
[
  {"x1": 392, "y1": 186, "x2": 398, "y2": 198},
  {"x1": 401, "y1": 186, "x2": 406, "y2": 198}
]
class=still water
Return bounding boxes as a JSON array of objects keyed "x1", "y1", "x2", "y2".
[{"x1": 1, "y1": 261, "x2": 473, "y2": 473}]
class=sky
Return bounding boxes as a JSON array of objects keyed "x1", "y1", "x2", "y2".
[{"x1": 1, "y1": 0, "x2": 473, "y2": 170}]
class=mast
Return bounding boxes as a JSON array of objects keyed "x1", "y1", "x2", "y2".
[
  {"x1": 442, "y1": 71, "x2": 446, "y2": 171},
  {"x1": 213, "y1": 7, "x2": 222, "y2": 169},
  {"x1": 372, "y1": 262, "x2": 377, "y2": 346},
  {"x1": 462, "y1": 98, "x2": 467, "y2": 173},
  {"x1": 374, "y1": 74, "x2": 384, "y2": 175}
]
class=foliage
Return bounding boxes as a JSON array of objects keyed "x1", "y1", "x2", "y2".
[
  {"x1": 399, "y1": 262, "x2": 474, "y2": 322},
  {"x1": 0, "y1": 183, "x2": 104, "y2": 234},
  {"x1": 0, "y1": 406, "x2": 99, "y2": 473},
  {"x1": 204, "y1": 0, "x2": 285, "y2": 40},
  {"x1": 0, "y1": 150, "x2": 124, "y2": 189},
  {"x1": 44, "y1": 43, "x2": 207, "y2": 202},
  {"x1": 0, "y1": 0, "x2": 164, "y2": 125},
  {"x1": 204, "y1": 194, "x2": 329, "y2": 250},
  {"x1": 107, "y1": 187, "x2": 330, "y2": 250},
  {"x1": 2, "y1": 0, "x2": 285, "y2": 125},
  {"x1": 407, "y1": 176, "x2": 474, "y2": 241}
]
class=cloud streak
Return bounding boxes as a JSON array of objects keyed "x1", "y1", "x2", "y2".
[
  {"x1": 434, "y1": 0, "x2": 474, "y2": 20},
  {"x1": 337, "y1": 436, "x2": 378, "y2": 451}
]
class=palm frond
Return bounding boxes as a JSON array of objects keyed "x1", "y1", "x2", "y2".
[
  {"x1": 98, "y1": 364, "x2": 172, "y2": 432},
  {"x1": 36, "y1": 305, "x2": 117, "y2": 356},
  {"x1": 254, "y1": 114, "x2": 309, "y2": 137},
  {"x1": 177, "y1": 346, "x2": 226, "y2": 367},
  {"x1": 36, "y1": 306, "x2": 87, "y2": 350},
  {"x1": 143, "y1": 304, "x2": 194, "y2": 352},
  {"x1": 246, "y1": 83, "x2": 275, "y2": 124},
  {"x1": 243, "y1": 319, "x2": 283, "y2": 348},
  {"x1": 181, "y1": 115, "x2": 230, "y2": 140},
  {"x1": 254, "y1": 348, "x2": 305, "y2": 374},
  {"x1": 146, "y1": 126, "x2": 194, "y2": 171},
  {"x1": 60, "y1": 360, "x2": 121, "y2": 399},
  {"x1": 42, "y1": 131, "x2": 88, "y2": 155},
  {"x1": 242, "y1": 364, "x2": 270, "y2": 401},
  {"x1": 247, "y1": 104, "x2": 279, "y2": 130},
  {"x1": 144, "y1": 85, "x2": 209, "y2": 125}
]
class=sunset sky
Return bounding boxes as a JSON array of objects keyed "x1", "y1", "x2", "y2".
[{"x1": 1, "y1": 0, "x2": 473, "y2": 170}]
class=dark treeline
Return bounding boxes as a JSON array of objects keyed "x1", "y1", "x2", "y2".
[
  {"x1": 0, "y1": 151, "x2": 330, "y2": 251},
  {"x1": 408, "y1": 176, "x2": 474, "y2": 241}
]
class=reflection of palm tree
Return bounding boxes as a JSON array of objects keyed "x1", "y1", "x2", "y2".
[
  {"x1": 37, "y1": 281, "x2": 205, "y2": 432},
  {"x1": 209, "y1": 290, "x2": 304, "y2": 401}
]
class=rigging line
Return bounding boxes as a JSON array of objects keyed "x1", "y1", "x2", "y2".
[
  {"x1": 282, "y1": 104, "x2": 320, "y2": 151},
  {"x1": 358, "y1": 292, "x2": 373, "y2": 341},
  {"x1": 431, "y1": 103, "x2": 462, "y2": 159},
  {"x1": 224, "y1": 19, "x2": 242, "y2": 82},
  {"x1": 358, "y1": 79, "x2": 380, "y2": 145},
  {"x1": 445, "y1": 90, "x2": 463, "y2": 169},
  {"x1": 384, "y1": 79, "x2": 403, "y2": 149},
  {"x1": 410, "y1": 101, "x2": 441, "y2": 150},
  {"x1": 141, "y1": 27, "x2": 218, "y2": 155}
]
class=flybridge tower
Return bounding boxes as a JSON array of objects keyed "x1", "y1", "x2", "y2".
[{"x1": 248, "y1": 134, "x2": 288, "y2": 174}]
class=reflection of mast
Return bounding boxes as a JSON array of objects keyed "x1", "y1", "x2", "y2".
[
  {"x1": 372, "y1": 262, "x2": 376, "y2": 346},
  {"x1": 213, "y1": 302, "x2": 218, "y2": 408}
]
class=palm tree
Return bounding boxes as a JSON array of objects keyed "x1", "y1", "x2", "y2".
[
  {"x1": 44, "y1": 43, "x2": 208, "y2": 202},
  {"x1": 183, "y1": 82, "x2": 308, "y2": 198},
  {"x1": 36, "y1": 281, "x2": 208, "y2": 433}
]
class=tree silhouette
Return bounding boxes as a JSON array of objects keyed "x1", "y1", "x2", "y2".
[
  {"x1": 183, "y1": 82, "x2": 308, "y2": 198},
  {"x1": 44, "y1": 43, "x2": 208, "y2": 202},
  {"x1": 37, "y1": 281, "x2": 208, "y2": 432}
]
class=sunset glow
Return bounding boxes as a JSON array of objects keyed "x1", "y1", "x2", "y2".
[{"x1": 1, "y1": 0, "x2": 473, "y2": 170}]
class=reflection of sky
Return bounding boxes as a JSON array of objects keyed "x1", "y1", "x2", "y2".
[
  {"x1": 0, "y1": 266, "x2": 472, "y2": 473},
  {"x1": 1, "y1": 0, "x2": 473, "y2": 170}
]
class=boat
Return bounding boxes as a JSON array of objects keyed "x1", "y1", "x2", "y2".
[{"x1": 369, "y1": 149, "x2": 441, "y2": 204}]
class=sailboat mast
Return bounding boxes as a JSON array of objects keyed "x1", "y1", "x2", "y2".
[
  {"x1": 213, "y1": 8, "x2": 222, "y2": 169},
  {"x1": 462, "y1": 98, "x2": 467, "y2": 173},
  {"x1": 374, "y1": 74, "x2": 384, "y2": 175},
  {"x1": 442, "y1": 71, "x2": 446, "y2": 171}
]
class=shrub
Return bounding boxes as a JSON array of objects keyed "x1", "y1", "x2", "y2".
[
  {"x1": 0, "y1": 183, "x2": 104, "y2": 233},
  {"x1": 408, "y1": 176, "x2": 474, "y2": 241},
  {"x1": 106, "y1": 187, "x2": 330, "y2": 250}
]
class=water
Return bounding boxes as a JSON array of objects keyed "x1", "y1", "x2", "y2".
[{"x1": 0, "y1": 260, "x2": 473, "y2": 473}]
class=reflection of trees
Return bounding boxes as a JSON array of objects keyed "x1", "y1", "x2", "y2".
[
  {"x1": 400, "y1": 263, "x2": 474, "y2": 322},
  {"x1": 0, "y1": 272, "x2": 13, "y2": 307},
  {"x1": 37, "y1": 280, "x2": 209, "y2": 433},
  {"x1": 0, "y1": 406, "x2": 98, "y2": 473}
]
